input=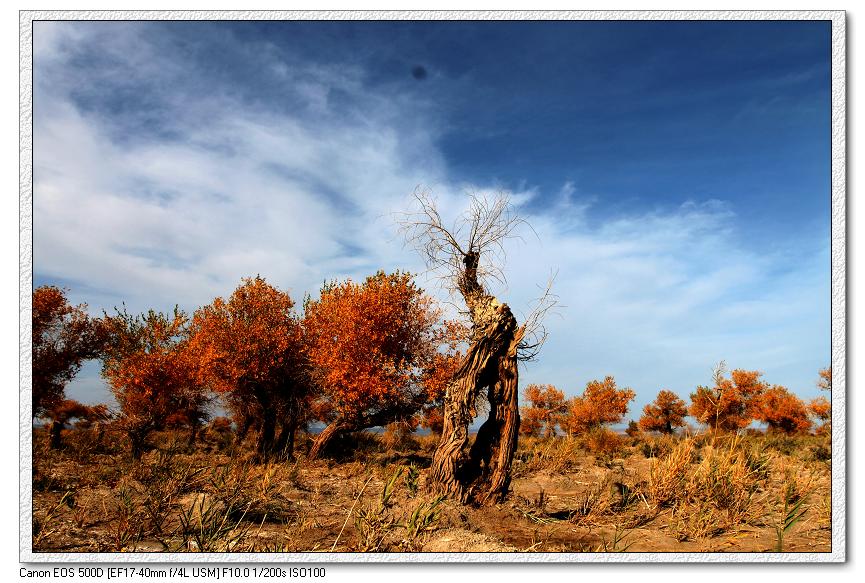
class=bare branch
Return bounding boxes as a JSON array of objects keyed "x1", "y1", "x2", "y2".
[
  {"x1": 517, "y1": 271, "x2": 562, "y2": 362},
  {"x1": 398, "y1": 186, "x2": 560, "y2": 362},
  {"x1": 396, "y1": 187, "x2": 529, "y2": 293}
]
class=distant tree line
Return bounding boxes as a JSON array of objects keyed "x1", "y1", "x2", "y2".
[{"x1": 518, "y1": 362, "x2": 831, "y2": 439}]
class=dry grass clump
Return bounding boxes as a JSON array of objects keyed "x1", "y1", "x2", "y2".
[
  {"x1": 570, "y1": 476, "x2": 613, "y2": 525},
  {"x1": 380, "y1": 423, "x2": 421, "y2": 452},
  {"x1": 646, "y1": 438, "x2": 695, "y2": 508},
  {"x1": 689, "y1": 439, "x2": 766, "y2": 528},
  {"x1": 515, "y1": 436, "x2": 582, "y2": 475},
  {"x1": 638, "y1": 433, "x2": 678, "y2": 459},
  {"x1": 767, "y1": 458, "x2": 818, "y2": 551},
  {"x1": 413, "y1": 432, "x2": 440, "y2": 454},
  {"x1": 581, "y1": 427, "x2": 626, "y2": 460},
  {"x1": 645, "y1": 435, "x2": 769, "y2": 541}
]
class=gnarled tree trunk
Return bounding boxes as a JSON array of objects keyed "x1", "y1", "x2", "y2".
[
  {"x1": 274, "y1": 413, "x2": 299, "y2": 460},
  {"x1": 428, "y1": 252, "x2": 523, "y2": 504},
  {"x1": 255, "y1": 404, "x2": 277, "y2": 461},
  {"x1": 307, "y1": 407, "x2": 415, "y2": 460},
  {"x1": 473, "y1": 332, "x2": 522, "y2": 504},
  {"x1": 307, "y1": 419, "x2": 351, "y2": 460}
]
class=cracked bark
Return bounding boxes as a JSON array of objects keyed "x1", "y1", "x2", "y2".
[{"x1": 428, "y1": 251, "x2": 523, "y2": 504}]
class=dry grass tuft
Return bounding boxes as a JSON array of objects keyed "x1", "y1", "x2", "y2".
[
  {"x1": 645, "y1": 435, "x2": 769, "y2": 541},
  {"x1": 515, "y1": 436, "x2": 582, "y2": 475},
  {"x1": 646, "y1": 438, "x2": 694, "y2": 508}
]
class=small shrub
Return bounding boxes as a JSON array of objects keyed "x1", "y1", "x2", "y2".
[
  {"x1": 108, "y1": 484, "x2": 145, "y2": 551},
  {"x1": 668, "y1": 498, "x2": 724, "y2": 541},
  {"x1": 582, "y1": 427, "x2": 625, "y2": 457},
  {"x1": 401, "y1": 495, "x2": 445, "y2": 550},
  {"x1": 808, "y1": 443, "x2": 831, "y2": 463},
  {"x1": 640, "y1": 434, "x2": 675, "y2": 459},
  {"x1": 33, "y1": 491, "x2": 74, "y2": 548},
  {"x1": 177, "y1": 493, "x2": 250, "y2": 552},
  {"x1": 571, "y1": 476, "x2": 613, "y2": 526},
  {"x1": 380, "y1": 422, "x2": 420, "y2": 452},
  {"x1": 761, "y1": 433, "x2": 801, "y2": 457},
  {"x1": 689, "y1": 440, "x2": 764, "y2": 529}
]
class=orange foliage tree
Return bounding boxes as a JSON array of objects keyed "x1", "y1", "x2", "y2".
[
  {"x1": 808, "y1": 396, "x2": 831, "y2": 433},
  {"x1": 189, "y1": 277, "x2": 309, "y2": 460},
  {"x1": 818, "y1": 367, "x2": 832, "y2": 391},
  {"x1": 44, "y1": 399, "x2": 109, "y2": 450},
  {"x1": 689, "y1": 365, "x2": 767, "y2": 432},
  {"x1": 520, "y1": 384, "x2": 567, "y2": 437},
  {"x1": 32, "y1": 286, "x2": 105, "y2": 419},
  {"x1": 811, "y1": 367, "x2": 832, "y2": 435},
  {"x1": 638, "y1": 389, "x2": 688, "y2": 434},
  {"x1": 419, "y1": 352, "x2": 458, "y2": 435},
  {"x1": 101, "y1": 308, "x2": 204, "y2": 460},
  {"x1": 754, "y1": 385, "x2": 812, "y2": 434},
  {"x1": 561, "y1": 376, "x2": 635, "y2": 436},
  {"x1": 303, "y1": 271, "x2": 440, "y2": 459}
]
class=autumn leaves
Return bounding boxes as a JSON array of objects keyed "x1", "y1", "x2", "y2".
[
  {"x1": 32, "y1": 272, "x2": 464, "y2": 462},
  {"x1": 519, "y1": 365, "x2": 831, "y2": 439},
  {"x1": 689, "y1": 365, "x2": 830, "y2": 436},
  {"x1": 519, "y1": 378, "x2": 636, "y2": 439},
  {"x1": 303, "y1": 272, "x2": 457, "y2": 458}
]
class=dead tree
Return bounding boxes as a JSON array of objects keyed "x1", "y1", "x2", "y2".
[{"x1": 399, "y1": 190, "x2": 555, "y2": 504}]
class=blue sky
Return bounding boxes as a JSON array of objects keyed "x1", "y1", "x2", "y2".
[{"x1": 33, "y1": 20, "x2": 832, "y2": 422}]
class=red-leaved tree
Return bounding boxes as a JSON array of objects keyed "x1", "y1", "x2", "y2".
[
  {"x1": 808, "y1": 396, "x2": 831, "y2": 434},
  {"x1": 190, "y1": 276, "x2": 309, "y2": 460},
  {"x1": 817, "y1": 367, "x2": 832, "y2": 392},
  {"x1": 561, "y1": 376, "x2": 635, "y2": 436},
  {"x1": 520, "y1": 384, "x2": 567, "y2": 437},
  {"x1": 754, "y1": 385, "x2": 812, "y2": 435},
  {"x1": 638, "y1": 389, "x2": 689, "y2": 434},
  {"x1": 303, "y1": 271, "x2": 440, "y2": 459},
  {"x1": 44, "y1": 399, "x2": 110, "y2": 450},
  {"x1": 101, "y1": 307, "x2": 204, "y2": 460},
  {"x1": 33, "y1": 286, "x2": 105, "y2": 419},
  {"x1": 689, "y1": 364, "x2": 767, "y2": 432}
]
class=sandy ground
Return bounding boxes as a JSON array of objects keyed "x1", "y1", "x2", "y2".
[{"x1": 30, "y1": 428, "x2": 832, "y2": 554}]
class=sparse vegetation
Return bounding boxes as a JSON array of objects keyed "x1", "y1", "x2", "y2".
[
  {"x1": 30, "y1": 281, "x2": 832, "y2": 553},
  {"x1": 32, "y1": 420, "x2": 831, "y2": 553}
]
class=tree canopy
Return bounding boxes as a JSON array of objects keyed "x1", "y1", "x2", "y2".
[
  {"x1": 101, "y1": 307, "x2": 204, "y2": 459},
  {"x1": 32, "y1": 286, "x2": 105, "y2": 418},
  {"x1": 562, "y1": 376, "x2": 635, "y2": 436},
  {"x1": 638, "y1": 389, "x2": 689, "y2": 434},
  {"x1": 189, "y1": 276, "x2": 309, "y2": 459},
  {"x1": 303, "y1": 271, "x2": 441, "y2": 458},
  {"x1": 689, "y1": 366, "x2": 767, "y2": 432}
]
